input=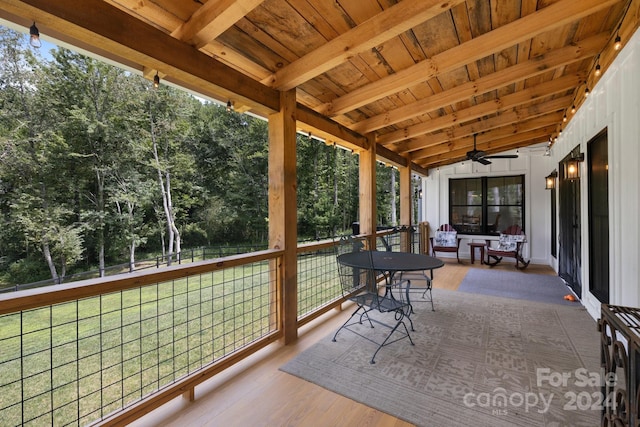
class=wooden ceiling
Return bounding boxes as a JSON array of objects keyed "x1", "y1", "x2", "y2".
[{"x1": 1, "y1": 0, "x2": 638, "y2": 173}]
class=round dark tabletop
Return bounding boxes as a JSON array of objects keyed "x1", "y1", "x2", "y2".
[{"x1": 337, "y1": 251, "x2": 444, "y2": 272}]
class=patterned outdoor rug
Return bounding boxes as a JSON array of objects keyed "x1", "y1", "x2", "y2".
[
  {"x1": 281, "y1": 289, "x2": 601, "y2": 427},
  {"x1": 458, "y1": 268, "x2": 577, "y2": 306}
]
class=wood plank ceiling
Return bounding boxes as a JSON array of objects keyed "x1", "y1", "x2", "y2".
[{"x1": 2, "y1": 0, "x2": 638, "y2": 173}]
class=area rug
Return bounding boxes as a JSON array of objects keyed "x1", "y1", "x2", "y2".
[
  {"x1": 458, "y1": 268, "x2": 576, "y2": 306},
  {"x1": 281, "y1": 289, "x2": 601, "y2": 427}
]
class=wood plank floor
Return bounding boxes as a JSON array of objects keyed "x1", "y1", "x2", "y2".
[{"x1": 131, "y1": 260, "x2": 556, "y2": 427}]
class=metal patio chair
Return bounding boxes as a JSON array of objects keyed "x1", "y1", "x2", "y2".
[{"x1": 332, "y1": 235, "x2": 414, "y2": 364}]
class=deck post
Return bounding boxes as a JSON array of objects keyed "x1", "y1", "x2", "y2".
[
  {"x1": 359, "y1": 133, "x2": 377, "y2": 249},
  {"x1": 268, "y1": 89, "x2": 298, "y2": 344},
  {"x1": 399, "y1": 163, "x2": 413, "y2": 252}
]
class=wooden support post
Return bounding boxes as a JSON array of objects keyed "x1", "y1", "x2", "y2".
[
  {"x1": 182, "y1": 388, "x2": 195, "y2": 402},
  {"x1": 359, "y1": 133, "x2": 377, "y2": 249},
  {"x1": 399, "y1": 163, "x2": 412, "y2": 252},
  {"x1": 268, "y1": 89, "x2": 298, "y2": 344}
]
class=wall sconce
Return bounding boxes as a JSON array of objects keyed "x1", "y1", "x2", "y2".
[
  {"x1": 545, "y1": 170, "x2": 558, "y2": 190},
  {"x1": 564, "y1": 153, "x2": 584, "y2": 180}
]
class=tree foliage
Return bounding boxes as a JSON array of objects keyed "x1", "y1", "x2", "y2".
[{"x1": 0, "y1": 28, "x2": 398, "y2": 285}]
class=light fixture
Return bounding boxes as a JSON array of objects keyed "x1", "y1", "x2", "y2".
[
  {"x1": 614, "y1": 34, "x2": 622, "y2": 51},
  {"x1": 584, "y1": 86, "x2": 590, "y2": 97},
  {"x1": 29, "y1": 22, "x2": 41, "y2": 48},
  {"x1": 564, "y1": 153, "x2": 584, "y2": 180},
  {"x1": 226, "y1": 100, "x2": 233, "y2": 112},
  {"x1": 595, "y1": 63, "x2": 601, "y2": 77},
  {"x1": 563, "y1": 113, "x2": 567, "y2": 123},
  {"x1": 571, "y1": 104, "x2": 576, "y2": 114},
  {"x1": 545, "y1": 170, "x2": 558, "y2": 190},
  {"x1": 153, "y1": 72, "x2": 160, "y2": 89}
]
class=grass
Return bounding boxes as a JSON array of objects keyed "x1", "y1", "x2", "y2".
[{"x1": 0, "y1": 251, "x2": 342, "y2": 426}]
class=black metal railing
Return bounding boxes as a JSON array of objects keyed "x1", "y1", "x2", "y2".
[{"x1": 0, "y1": 226, "x2": 426, "y2": 426}]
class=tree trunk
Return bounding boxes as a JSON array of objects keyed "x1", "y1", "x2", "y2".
[
  {"x1": 42, "y1": 239, "x2": 58, "y2": 282},
  {"x1": 97, "y1": 169, "x2": 105, "y2": 277},
  {"x1": 150, "y1": 112, "x2": 180, "y2": 266}
]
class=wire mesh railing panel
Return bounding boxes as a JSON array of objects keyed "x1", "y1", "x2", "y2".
[
  {"x1": 297, "y1": 244, "x2": 341, "y2": 318},
  {"x1": 0, "y1": 259, "x2": 278, "y2": 426}
]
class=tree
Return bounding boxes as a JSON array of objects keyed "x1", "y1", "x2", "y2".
[{"x1": 0, "y1": 28, "x2": 85, "y2": 282}]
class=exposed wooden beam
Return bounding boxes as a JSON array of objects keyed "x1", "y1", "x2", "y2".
[
  {"x1": 409, "y1": 113, "x2": 563, "y2": 161},
  {"x1": 171, "y1": 0, "x2": 265, "y2": 49},
  {"x1": 295, "y1": 104, "x2": 369, "y2": 151},
  {"x1": 418, "y1": 126, "x2": 556, "y2": 168},
  {"x1": 351, "y1": 33, "x2": 608, "y2": 133},
  {"x1": 389, "y1": 96, "x2": 571, "y2": 154},
  {"x1": 376, "y1": 146, "x2": 408, "y2": 169},
  {"x1": 321, "y1": 0, "x2": 622, "y2": 116},
  {"x1": 267, "y1": 0, "x2": 465, "y2": 91},
  {"x1": 4, "y1": 0, "x2": 280, "y2": 115},
  {"x1": 376, "y1": 74, "x2": 582, "y2": 145},
  {"x1": 105, "y1": 0, "x2": 183, "y2": 30}
]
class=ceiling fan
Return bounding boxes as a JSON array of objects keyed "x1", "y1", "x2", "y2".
[{"x1": 466, "y1": 134, "x2": 518, "y2": 165}]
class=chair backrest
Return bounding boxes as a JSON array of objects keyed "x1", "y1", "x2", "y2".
[
  {"x1": 494, "y1": 225, "x2": 526, "y2": 251},
  {"x1": 335, "y1": 236, "x2": 376, "y2": 296},
  {"x1": 433, "y1": 224, "x2": 458, "y2": 247},
  {"x1": 438, "y1": 224, "x2": 456, "y2": 232},
  {"x1": 502, "y1": 225, "x2": 525, "y2": 236}
]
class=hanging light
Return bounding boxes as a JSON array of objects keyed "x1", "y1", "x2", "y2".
[
  {"x1": 595, "y1": 63, "x2": 601, "y2": 77},
  {"x1": 571, "y1": 104, "x2": 576, "y2": 114},
  {"x1": 545, "y1": 170, "x2": 558, "y2": 190},
  {"x1": 153, "y1": 72, "x2": 160, "y2": 89},
  {"x1": 564, "y1": 153, "x2": 584, "y2": 180},
  {"x1": 226, "y1": 100, "x2": 234, "y2": 113},
  {"x1": 614, "y1": 34, "x2": 622, "y2": 51},
  {"x1": 584, "y1": 86, "x2": 590, "y2": 97},
  {"x1": 563, "y1": 113, "x2": 567, "y2": 123},
  {"x1": 29, "y1": 22, "x2": 41, "y2": 48}
]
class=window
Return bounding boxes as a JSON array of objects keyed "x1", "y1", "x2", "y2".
[{"x1": 449, "y1": 175, "x2": 524, "y2": 235}]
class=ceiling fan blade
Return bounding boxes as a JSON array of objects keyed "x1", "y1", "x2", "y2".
[
  {"x1": 485, "y1": 154, "x2": 518, "y2": 159},
  {"x1": 476, "y1": 157, "x2": 491, "y2": 165}
]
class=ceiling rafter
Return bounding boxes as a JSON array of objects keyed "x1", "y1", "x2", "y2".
[
  {"x1": 266, "y1": 0, "x2": 465, "y2": 91},
  {"x1": 409, "y1": 113, "x2": 563, "y2": 161},
  {"x1": 419, "y1": 126, "x2": 557, "y2": 168},
  {"x1": 377, "y1": 74, "x2": 582, "y2": 145},
  {"x1": 389, "y1": 96, "x2": 572, "y2": 154},
  {"x1": 171, "y1": 0, "x2": 266, "y2": 48},
  {"x1": 2, "y1": 0, "x2": 635, "y2": 173},
  {"x1": 352, "y1": 32, "x2": 608, "y2": 134},
  {"x1": 319, "y1": 0, "x2": 621, "y2": 117}
]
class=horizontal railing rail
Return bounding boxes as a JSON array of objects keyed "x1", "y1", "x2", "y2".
[
  {"x1": 0, "y1": 249, "x2": 284, "y2": 427},
  {"x1": 0, "y1": 226, "x2": 422, "y2": 426}
]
